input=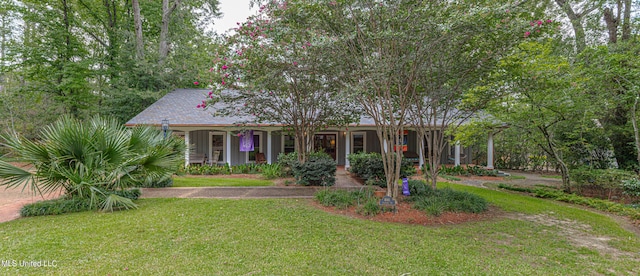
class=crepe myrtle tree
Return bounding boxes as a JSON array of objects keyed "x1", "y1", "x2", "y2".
[
  {"x1": 200, "y1": 0, "x2": 359, "y2": 163},
  {"x1": 410, "y1": 5, "x2": 559, "y2": 188}
]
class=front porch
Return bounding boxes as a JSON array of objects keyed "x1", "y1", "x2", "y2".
[{"x1": 170, "y1": 127, "x2": 478, "y2": 169}]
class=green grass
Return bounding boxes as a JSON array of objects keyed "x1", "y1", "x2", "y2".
[
  {"x1": 440, "y1": 175, "x2": 461, "y2": 181},
  {"x1": 172, "y1": 177, "x2": 273, "y2": 187},
  {"x1": 504, "y1": 175, "x2": 526, "y2": 180},
  {"x1": 1, "y1": 186, "x2": 640, "y2": 275}
]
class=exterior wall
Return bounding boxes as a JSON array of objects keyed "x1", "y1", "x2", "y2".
[
  {"x1": 271, "y1": 131, "x2": 283, "y2": 163},
  {"x1": 366, "y1": 130, "x2": 381, "y2": 153},
  {"x1": 189, "y1": 130, "x2": 211, "y2": 156}
]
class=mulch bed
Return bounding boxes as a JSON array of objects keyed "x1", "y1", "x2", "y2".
[{"x1": 310, "y1": 198, "x2": 500, "y2": 226}]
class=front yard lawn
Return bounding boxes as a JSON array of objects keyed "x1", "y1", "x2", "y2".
[
  {"x1": 172, "y1": 176, "x2": 273, "y2": 187},
  {"x1": 1, "y1": 184, "x2": 639, "y2": 275}
]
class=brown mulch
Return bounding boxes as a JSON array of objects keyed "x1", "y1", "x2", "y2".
[{"x1": 310, "y1": 198, "x2": 501, "y2": 226}]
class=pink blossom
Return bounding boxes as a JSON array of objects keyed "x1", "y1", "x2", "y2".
[
  {"x1": 536, "y1": 20, "x2": 542, "y2": 26},
  {"x1": 330, "y1": 1, "x2": 337, "y2": 6},
  {"x1": 194, "y1": 81, "x2": 199, "y2": 85},
  {"x1": 529, "y1": 22, "x2": 535, "y2": 26},
  {"x1": 505, "y1": 9, "x2": 510, "y2": 13},
  {"x1": 208, "y1": 91, "x2": 213, "y2": 96},
  {"x1": 546, "y1": 19, "x2": 552, "y2": 23},
  {"x1": 524, "y1": 31, "x2": 531, "y2": 38},
  {"x1": 225, "y1": 73, "x2": 229, "y2": 77},
  {"x1": 197, "y1": 104, "x2": 202, "y2": 108},
  {"x1": 209, "y1": 67, "x2": 215, "y2": 72},
  {"x1": 222, "y1": 65, "x2": 229, "y2": 70},
  {"x1": 222, "y1": 81, "x2": 226, "y2": 85},
  {"x1": 293, "y1": 61, "x2": 298, "y2": 66}
]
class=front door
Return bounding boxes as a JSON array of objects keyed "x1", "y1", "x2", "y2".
[{"x1": 314, "y1": 134, "x2": 337, "y2": 160}]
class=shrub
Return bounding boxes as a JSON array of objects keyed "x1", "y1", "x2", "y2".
[
  {"x1": 347, "y1": 152, "x2": 416, "y2": 188},
  {"x1": 357, "y1": 197, "x2": 381, "y2": 216},
  {"x1": 292, "y1": 152, "x2": 336, "y2": 186},
  {"x1": 21, "y1": 197, "x2": 92, "y2": 217},
  {"x1": 20, "y1": 189, "x2": 142, "y2": 217},
  {"x1": 261, "y1": 164, "x2": 283, "y2": 179},
  {"x1": 315, "y1": 189, "x2": 355, "y2": 209},
  {"x1": 277, "y1": 152, "x2": 298, "y2": 176},
  {"x1": 407, "y1": 179, "x2": 435, "y2": 198},
  {"x1": 184, "y1": 164, "x2": 231, "y2": 175},
  {"x1": 113, "y1": 188, "x2": 142, "y2": 200},
  {"x1": 571, "y1": 168, "x2": 636, "y2": 190},
  {"x1": 622, "y1": 178, "x2": 640, "y2": 197},
  {"x1": 497, "y1": 183, "x2": 534, "y2": 193},
  {"x1": 139, "y1": 177, "x2": 173, "y2": 188},
  {"x1": 533, "y1": 189, "x2": 640, "y2": 220},
  {"x1": 410, "y1": 183, "x2": 488, "y2": 216}
]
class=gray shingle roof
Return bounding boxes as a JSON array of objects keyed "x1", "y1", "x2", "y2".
[{"x1": 125, "y1": 88, "x2": 377, "y2": 127}]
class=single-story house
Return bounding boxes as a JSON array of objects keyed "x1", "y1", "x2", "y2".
[{"x1": 125, "y1": 89, "x2": 480, "y2": 168}]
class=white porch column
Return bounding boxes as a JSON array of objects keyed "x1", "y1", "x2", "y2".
[
  {"x1": 345, "y1": 131, "x2": 351, "y2": 169},
  {"x1": 267, "y1": 130, "x2": 272, "y2": 164},
  {"x1": 418, "y1": 135, "x2": 424, "y2": 168},
  {"x1": 487, "y1": 132, "x2": 494, "y2": 170},
  {"x1": 454, "y1": 141, "x2": 461, "y2": 166},
  {"x1": 226, "y1": 131, "x2": 232, "y2": 166},
  {"x1": 184, "y1": 131, "x2": 190, "y2": 167}
]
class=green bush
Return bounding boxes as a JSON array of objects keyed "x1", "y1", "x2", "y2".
[
  {"x1": 497, "y1": 183, "x2": 534, "y2": 193},
  {"x1": 113, "y1": 188, "x2": 142, "y2": 200},
  {"x1": 407, "y1": 179, "x2": 436, "y2": 198},
  {"x1": 347, "y1": 152, "x2": 416, "y2": 188},
  {"x1": 409, "y1": 183, "x2": 488, "y2": 216},
  {"x1": 571, "y1": 168, "x2": 636, "y2": 190},
  {"x1": 357, "y1": 197, "x2": 381, "y2": 216},
  {"x1": 533, "y1": 189, "x2": 640, "y2": 220},
  {"x1": 315, "y1": 189, "x2": 355, "y2": 209},
  {"x1": 20, "y1": 189, "x2": 142, "y2": 217},
  {"x1": 277, "y1": 152, "x2": 298, "y2": 176},
  {"x1": 261, "y1": 164, "x2": 283, "y2": 179},
  {"x1": 622, "y1": 178, "x2": 640, "y2": 197},
  {"x1": 139, "y1": 177, "x2": 173, "y2": 188},
  {"x1": 440, "y1": 165, "x2": 498, "y2": 177},
  {"x1": 21, "y1": 197, "x2": 92, "y2": 217},
  {"x1": 292, "y1": 152, "x2": 336, "y2": 186},
  {"x1": 183, "y1": 164, "x2": 232, "y2": 175}
]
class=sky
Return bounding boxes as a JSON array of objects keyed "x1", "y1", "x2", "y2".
[{"x1": 211, "y1": 0, "x2": 257, "y2": 35}]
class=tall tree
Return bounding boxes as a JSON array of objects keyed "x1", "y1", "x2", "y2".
[{"x1": 204, "y1": 1, "x2": 359, "y2": 163}]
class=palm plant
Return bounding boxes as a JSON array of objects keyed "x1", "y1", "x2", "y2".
[{"x1": 0, "y1": 116, "x2": 184, "y2": 211}]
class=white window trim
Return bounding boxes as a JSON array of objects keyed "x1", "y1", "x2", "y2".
[
  {"x1": 209, "y1": 131, "x2": 227, "y2": 164},
  {"x1": 245, "y1": 131, "x2": 264, "y2": 163},
  {"x1": 350, "y1": 131, "x2": 367, "y2": 154}
]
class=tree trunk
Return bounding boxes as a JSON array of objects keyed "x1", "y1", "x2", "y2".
[
  {"x1": 540, "y1": 127, "x2": 571, "y2": 192},
  {"x1": 159, "y1": 0, "x2": 181, "y2": 65},
  {"x1": 621, "y1": 0, "x2": 631, "y2": 41},
  {"x1": 132, "y1": 0, "x2": 144, "y2": 59},
  {"x1": 555, "y1": 0, "x2": 587, "y2": 54},
  {"x1": 632, "y1": 96, "x2": 640, "y2": 166},
  {"x1": 603, "y1": 7, "x2": 618, "y2": 44}
]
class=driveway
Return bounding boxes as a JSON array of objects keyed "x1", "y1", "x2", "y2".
[{"x1": 0, "y1": 186, "x2": 63, "y2": 223}]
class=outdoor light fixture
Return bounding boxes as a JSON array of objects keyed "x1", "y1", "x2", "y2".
[{"x1": 161, "y1": 119, "x2": 169, "y2": 138}]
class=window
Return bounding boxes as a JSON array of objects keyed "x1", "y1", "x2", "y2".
[
  {"x1": 282, "y1": 135, "x2": 295, "y2": 154},
  {"x1": 209, "y1": 132, "x2": 226, "y2": 164},
  {"x1": 351, "y1": 132, "x2": 366, "y2": 154},
  {"x1": 247, "y1": 132, "x2": 263, "y2": 162}
]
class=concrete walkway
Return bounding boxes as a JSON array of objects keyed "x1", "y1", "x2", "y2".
[{"x1": 142, "y1": 166, "x2": 363, "y2": 199}]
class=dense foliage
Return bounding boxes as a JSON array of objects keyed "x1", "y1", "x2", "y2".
[
  {"x1": 292, "y1": 152, "x2": 336, "y2": 186},
  {"x1": 347, "y1": 152, "x2": 416, "y2": 188},
  {"x1": 0, "y1": 116, "x2": 184, "y2": 212}
]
